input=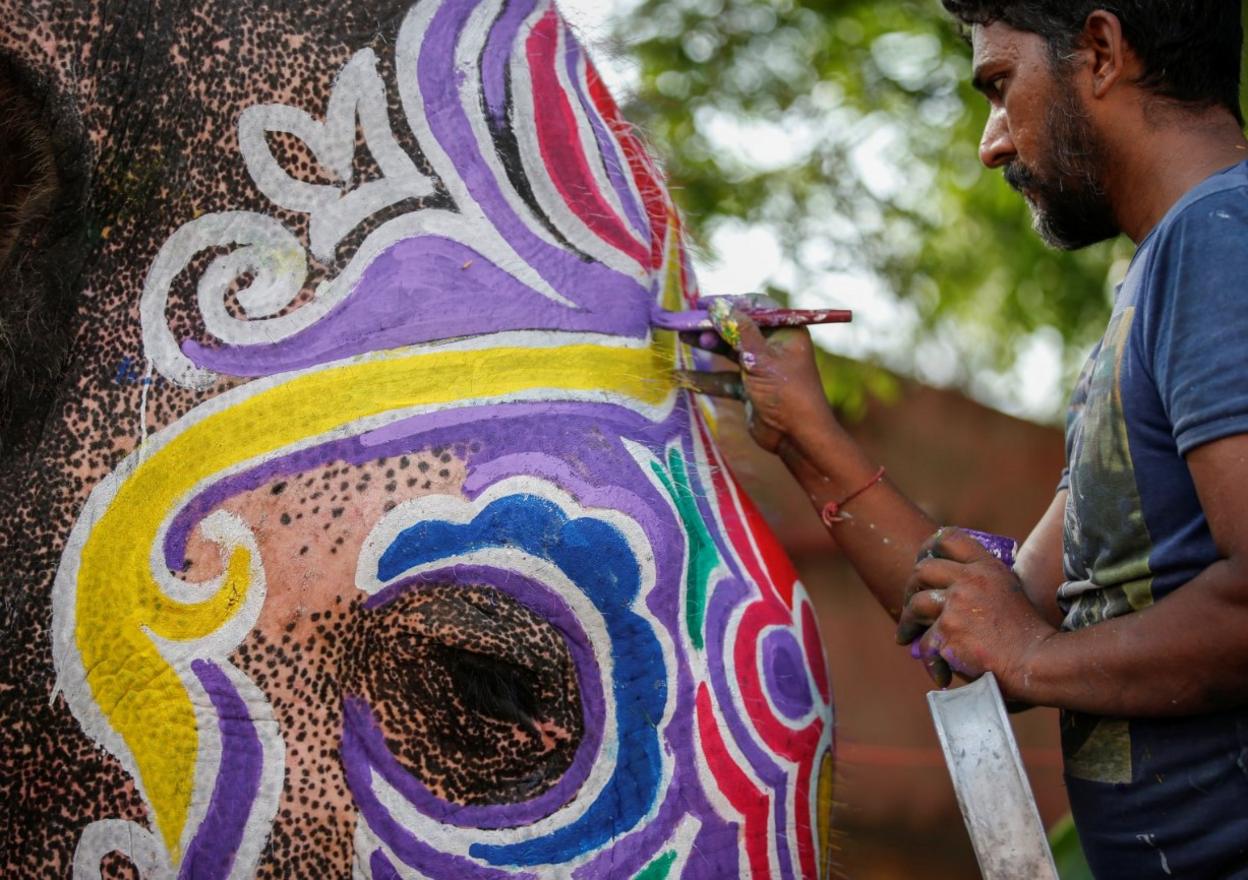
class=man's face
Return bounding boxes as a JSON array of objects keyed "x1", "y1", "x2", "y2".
[{"x1": 972, "y1": 22, "x2": 1119, "y2": 250}]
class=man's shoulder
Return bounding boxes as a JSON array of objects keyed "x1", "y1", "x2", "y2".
[{"x1": 1153, "y1": 161, "x2": 1248, "y2": 245}]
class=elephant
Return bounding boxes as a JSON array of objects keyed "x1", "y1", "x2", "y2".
[{"x1": 0, "y1": 1, "x2": 835, "y2": 877}]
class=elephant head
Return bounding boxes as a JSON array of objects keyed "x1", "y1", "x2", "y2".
[{"x1": 0, "y1": 2, "x2": 835, "y2": 877}]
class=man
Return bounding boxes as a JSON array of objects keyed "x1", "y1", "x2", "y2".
[{"x1": 684, "y1": 1, "x2": 1248, "y2": 876}]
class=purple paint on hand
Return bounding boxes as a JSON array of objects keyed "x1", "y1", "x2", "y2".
[{"x1": 961, "y1": 528, "x2": 1018, "y2": 569}]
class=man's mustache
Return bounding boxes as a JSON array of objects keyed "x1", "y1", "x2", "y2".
[{"x1": 1004, "y1": 161, "x2": 1039, "y2": 195}]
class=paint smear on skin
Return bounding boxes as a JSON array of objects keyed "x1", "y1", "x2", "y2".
[{"x1": 633, "y1": 850, "x2": 677, "y2": 880}]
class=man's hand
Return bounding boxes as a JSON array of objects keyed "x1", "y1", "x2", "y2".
[
  {"x1": 674, "y1": 295, "x2": 836, "y2": 453},
  {"x1": 896, "y1": 528, "x2": 1058, "y2": 694}
]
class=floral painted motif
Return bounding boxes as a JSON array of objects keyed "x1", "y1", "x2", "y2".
[{"x1": 51, "y1": 2, "x2": 834, "y2": 877}]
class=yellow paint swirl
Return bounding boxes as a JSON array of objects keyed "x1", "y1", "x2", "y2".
[{"x1": 73, "y1": 341, "x2": 673, "y2": 859}]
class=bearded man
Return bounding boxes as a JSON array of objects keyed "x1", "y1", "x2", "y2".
[{"x1": 685, "y1": 1, "x2": 1248, "y2": 876}]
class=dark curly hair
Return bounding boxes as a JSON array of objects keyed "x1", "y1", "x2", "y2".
[{"x1": 941, "y1": 0, "x2": 1244, "y2": 124}]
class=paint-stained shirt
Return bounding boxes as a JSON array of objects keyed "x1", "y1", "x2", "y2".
[{"x1": 1058, "y1": 159, "x2": 1248, "y2": 879}]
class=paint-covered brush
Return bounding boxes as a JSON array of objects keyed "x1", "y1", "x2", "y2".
[{"x1": 650, "y1": 304, "x2": 853, "y2": 333}]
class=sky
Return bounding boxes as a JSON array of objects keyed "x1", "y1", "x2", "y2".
[{"x1": 557, "y1": 0, "x2": 1068, "y2": 423}]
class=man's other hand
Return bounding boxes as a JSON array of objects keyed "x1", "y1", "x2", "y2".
[{"x1": 896, "y1": 527, "x2": 1058, "y2": 695}]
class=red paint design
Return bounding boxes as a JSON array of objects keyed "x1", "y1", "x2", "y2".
[
  {"x1": 586, "y1": 62, "x2": 669, "y2": 270},
  {"x1": 696, "y1": 684, "x2": 773, "y2": 879},
  {"x1": 691, "y1": 412, "x2": 827, "y2": 880},
  {"x1": 527, "y1": 12, "x2": 649, "y2": 265}
]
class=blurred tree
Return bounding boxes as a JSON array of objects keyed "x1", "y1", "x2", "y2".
[{"x1": 610, "y1": 0, "x2": 1248, "y2": 421}]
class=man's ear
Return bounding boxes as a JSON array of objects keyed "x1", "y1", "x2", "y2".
[{"x1": 1082, "y1": 10, "x2": 1133, "y2": 99}]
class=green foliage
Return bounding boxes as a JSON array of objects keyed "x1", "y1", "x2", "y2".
[
  {"x1": 611, "y1": 0, "x2": 1246, "y2": 420},
  {"x1": 1048, "y1": 813, "x2": 1093, "y2": 880}
]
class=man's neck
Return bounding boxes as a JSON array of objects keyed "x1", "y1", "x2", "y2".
[{"x1": 1108, "y1": 111, "x2": 1248, "y2": 244}]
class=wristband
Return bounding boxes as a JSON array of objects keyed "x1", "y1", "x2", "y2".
[{"x1": 820, "y1": 465, "x2": 886, "y2": 526}]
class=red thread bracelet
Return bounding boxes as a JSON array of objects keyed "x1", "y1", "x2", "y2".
[{"x1": 820, "y1": 465, "x2": 887, "y2": 526}]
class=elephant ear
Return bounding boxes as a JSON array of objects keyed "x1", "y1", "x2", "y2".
[
  {"x1": 0, "y1": 57, "x2": 91, "y2": 453},
  {"x1": 0, "y1": 64, "x2": 59, "y2": 270}
]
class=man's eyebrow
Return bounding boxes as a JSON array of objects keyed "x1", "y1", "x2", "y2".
[{"x1": 971, "y1": 60, "x2": 1001, "y2": 94}]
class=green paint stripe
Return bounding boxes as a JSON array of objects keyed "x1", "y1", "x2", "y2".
[
  {"x1": 634, "y1": 850, "x2": 678, "y2": 880},
  {"x1": 650, "y1": 447, "x2": 719, "y2": 651}
]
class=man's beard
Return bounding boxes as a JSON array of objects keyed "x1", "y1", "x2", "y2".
[{"x1": 1003, "y1": 86, "x2": 1119, "y2": 251}]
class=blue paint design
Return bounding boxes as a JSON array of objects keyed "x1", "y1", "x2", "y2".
[{"x1": 376, "y1": 493, "x2": 668, "y2": 866}]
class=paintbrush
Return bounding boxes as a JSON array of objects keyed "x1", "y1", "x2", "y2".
[{"x1": 650, "y1": 305, "x2": 853, "y2": 332}]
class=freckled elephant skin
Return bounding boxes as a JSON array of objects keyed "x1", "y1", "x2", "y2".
[{"x1": 0, "y1": 2, "x2": 836, "y2": 878}]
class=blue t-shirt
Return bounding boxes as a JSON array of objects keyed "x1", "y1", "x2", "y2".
[{"x1": 1060, "y1": 160, "x2": 1248, "y2": 878}]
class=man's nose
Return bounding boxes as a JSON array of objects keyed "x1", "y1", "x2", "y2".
[{"x1": 978, "y1": 106, "x2": 1015, "y2": 169}]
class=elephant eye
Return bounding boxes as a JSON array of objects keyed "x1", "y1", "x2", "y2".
[
  {"x1": 439, "y1": 644, "x2": 542, "y2": 736},
  {"x1": 341, "y1": 583, "x2": 583, "y2": 807}
]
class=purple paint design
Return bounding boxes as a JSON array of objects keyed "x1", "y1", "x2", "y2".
[
  {"x1": 369, "y1": 849, "x2": 403, "y2": 880},
  {"x1": 340, "y1": 709, "x2": 538, "y2": 880},
  {"x1": 703, "y1": 577, "x2": 797, "y2": 880},
  {"x1": 481, "y1": 0, "x2": 531, "y2": 125},
  {"x1": 419, "y1": 0, "x2": 650, "y2": 305},
  {"x1": 962, "y1": 528, "x2": 1019, "y2": 569},
  {"x1": 357, "y1": 564, "x2": 605, "y2": 830},
  {"x1": 180, "y1": 660, "x2": 264, "y2": 880},
  {"x1": 185, "y1": 236, "x2": 644, "y2": 378},
  {"x1": 762, "y1": 629, "x2": 815, "y2": 720}
]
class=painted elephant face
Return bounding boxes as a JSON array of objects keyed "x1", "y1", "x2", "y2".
[{"x1": 2, "y1": 1, "x2": 834, "y2": 877}]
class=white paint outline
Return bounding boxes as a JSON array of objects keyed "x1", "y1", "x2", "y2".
[{"x1": 238, "y1": 48, "x2": 435, "y2": 263}]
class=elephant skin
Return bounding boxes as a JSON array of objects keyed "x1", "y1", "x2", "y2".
[{"x1": 0, "y1": 2, "x2": 835, "y2": 877}]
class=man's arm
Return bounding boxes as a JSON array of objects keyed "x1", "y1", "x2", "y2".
[
  {"x1": 679, "y1": 300, "x2": 1066, "y2": 626},
  {"x1": 905, "y1": 434, "x2": 1248, "y2": 716},
  {"x1": 1013, "y1": 490, "x2": 1068, "y2": 629}
]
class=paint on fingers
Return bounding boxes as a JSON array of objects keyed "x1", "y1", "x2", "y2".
[{"x1": 707, "y1": 298, "x2": 743, "y2": 350}]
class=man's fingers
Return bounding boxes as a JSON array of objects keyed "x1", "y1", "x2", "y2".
[
  {"x1": 707, "y1": 300, "x2": 769, "y2": 361},
  {"x1": 925, "y1": 656, "x2": 953, "y2": 689},
  {"x1": 896, "y1": 589, "x2": 946, "y2": 645},
  {"x1": 916, "y1": 627, "x2": 953, "y2": 689},
  {"x1": 678, "y1": 330, "x2": 739, "y2": 361},
  {"x1": 673, "y1": 369, "x2": 746, "y2": 401},
  {"x1": 909, "y1": 557, "x2": 963, "y2": 592},
  {"x1": 920, "y1": 526, "x2": 994, "y2": 565}
]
